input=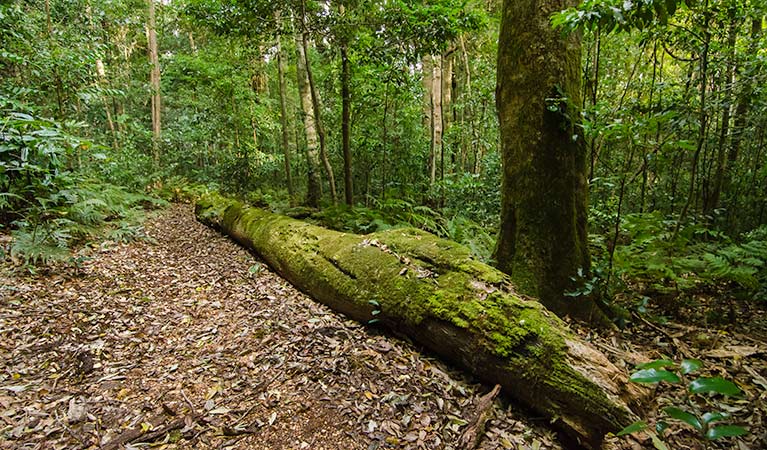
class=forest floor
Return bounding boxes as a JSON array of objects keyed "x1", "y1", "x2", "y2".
[{"x1": 1, "y1": 204, "x2": 766, "y2": 450}]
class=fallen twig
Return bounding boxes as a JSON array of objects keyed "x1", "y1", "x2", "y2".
[{"x1": 459, "y1": 384, "x2": 501, "y2": 449}]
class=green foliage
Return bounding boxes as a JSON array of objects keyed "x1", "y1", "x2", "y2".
[
  {"x1": 606, "y1": 213, "x2": 767, "y2": 302},
  {"x1": 150, "y1": 176, "x2": 211, "y2": 203},
  {"x1": 618, "y1": 358, "x2": 748, "y2": 444},
  {"x1": 552, "y1": 0, "x2": 685, "y2": 33},
  {"x1": 310, "y1": 196, "x2": 495, "y2": 261},
  {"x1": 7, "y1": 179, "x2": 165, "y2": 266},
  {"x1": 1, "y1": 103, "x2": 164, "y2": 266}
]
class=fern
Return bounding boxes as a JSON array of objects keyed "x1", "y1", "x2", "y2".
[
  {"x1": 610, "y1": 213, "x2": 767, "y2": 300},
  {"x1": 10, "y1": 225, "x2": 71, "y2": 265}
]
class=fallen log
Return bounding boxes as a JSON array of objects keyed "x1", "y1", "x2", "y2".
[{"x1": 195, "y1": 193, "x2": 643, "y2": 448}]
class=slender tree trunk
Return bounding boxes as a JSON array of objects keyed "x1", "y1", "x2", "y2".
[
  {"x1": 705, "y1": 7, "x2": 738, "y2": 218},
  {"x1": 381, "y1": 83, "x2": 390, "y2": 200},
  {"x1": 495, "y1": 0, "x2": 611, "y2": 327},
  {"x1": 340, "y1": 30, "x2": 353, "y2": 205},
  {"x1": 44, "y1": 0, "x2": 52, "y2": 35},
  {"x1": 96, "y1": 59, "x2": 120, "y2": 151},
  {"x1": 430, "y1": 55, "x2": 443, "y2": 187},
  {"x1": 459, "y1": 34, "x2": 472, "y2": 173},
  {"x1": 726, "y1": 17, "x2": 762, "y2": 226},
  {"x1": 188, "y1": 31, "x2": 196, "y2": 53},
  {"x1": 146, "y1": 0, "x2": 161, "y2": 165},
  {"x1": 276, "y1": 27, "x2": 295, "y2": 203},
  {"x1": 231, "y1": 91, "x2": 241, "y2": 150},
  {"x1": 422, "y1": 55, "x2": 436, "y2": 187},
  {"x1": 442, "y1": 46, "x2": 454, "y2": 175},
  {"x1": 675, "y1": 5, "x2": 711, "y2": 235},
  {"x1": 295, "y1": 34, "x2": 322, "y2": 208},
  {"x1": 299, "y1": 3, "x2": 337, "y2": 204}
]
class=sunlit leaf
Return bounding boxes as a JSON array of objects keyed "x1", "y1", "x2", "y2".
[
  {"x1": 663, "y1": 406, "x2": 702, "y2": 430},
  {"x1": 702, "y1": 411, "x2": 729, "y2": 424},
  {"x1": 630, "y1": 368, "x2": 680, "y2": 383},
  {"x1": 680, "y1": 359, "x2": 703, "y2": 374},
  {"x1": 636, "y1": 359, "x2": 675, "y2": 370},
  {"x1": 689, "y1": 377, "x2": 742, "y2": 396},
  {"x1": 616, "y1": 420, "x2": 647, "y2": 436},
  {"x1": 705, "y1": 425, "x2": 748, "y2": 440}
]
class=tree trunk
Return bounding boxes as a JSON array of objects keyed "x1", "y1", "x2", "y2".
[
  {"x1": 431, "y1": 55, "x2": 443, "y2": 187},
  {"x1": 442, "y1": 46, "x2": 454, "y2": 177},
  {"x1": 458, "y1": 34, "x2": 472, "y2": 173},
  {"x1": 295, "y1": 34, "x2": 322, "y2": 208},
  {"x1": 726, "y1": 17, "x2": 762, "y2": 224},
  {"x1": 340, "y1": 38, "x2": 353, "y2": 206},
  {"x1": 495, "y1": 0, "x2": 610, "y2": 326},
  {"x1": 196, "y1": 193, "x2": 642, "y2": 448},
  {"x1": 276, "y1": 28, "x2": 295, "y2": 203},
  {"x1": 299, "y1": 2, "x2": 337, "y2": 205},
  {"x1": 146, "y1": 0, "x2": 161, "y2": 165}
]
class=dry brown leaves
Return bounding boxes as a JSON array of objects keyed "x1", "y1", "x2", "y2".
[
  {"x1": 0, "y1": 205, "x2": 560, "y2": 450},
  {"x1": 571, "y1": 309, "x2": 767, "y2": 450}
]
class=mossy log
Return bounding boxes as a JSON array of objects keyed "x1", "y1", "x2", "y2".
[{"x1": 195, "y1": 193, "x2": 643, "y2": 448}]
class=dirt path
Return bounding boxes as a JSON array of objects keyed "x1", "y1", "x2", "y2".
[{"x1": 1, "y1": 205, "x2": 561, "y2": 450}]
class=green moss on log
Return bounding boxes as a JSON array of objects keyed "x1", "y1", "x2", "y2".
[{"x1": 195, "y1": 193, "x2": 641, "y2": 448}]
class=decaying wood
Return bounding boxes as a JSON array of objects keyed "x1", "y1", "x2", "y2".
[
  {"x1": 195, "y1": 193, "x2": 645, "y2": 448},
  {"x1": 459, "y1": 384, "x2": 501, "y2": 449}
]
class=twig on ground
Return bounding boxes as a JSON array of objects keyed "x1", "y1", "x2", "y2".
[{"x1": 459, "y1": 384, "x2": 501, "y2": 449}]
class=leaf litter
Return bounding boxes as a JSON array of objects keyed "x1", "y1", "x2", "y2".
[
  {"x1": 0, "y1": 205, "x2": 560, "y2": 449},
  {"x1": 3, "y1": 204, "x2": 766, "y2": 449}
]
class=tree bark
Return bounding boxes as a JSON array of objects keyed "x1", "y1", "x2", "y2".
[
  {"x1": 146, "y1": 0, "x2": 161, "y2": 165},
  {"x1": 299, "y1": 1, "x2": 337, "y2": 204},
  {"x1": 704, "y1": 6, "x2": 737, "y2": 218},
  {"x1": 340, "y1": 38, "x2": 353, "y2": 206},
  {"x1": 431, "y1": 55, "x2": 443, "y2": 187},
  {"x1": 494, "y1": 0, "x2": 610, "y2": 326},
  {"x1": 275, "y1": 24, "x2": 295, "y2": 203},
  {"x1": 295, "y1": 34, "x2": 322, "y2": 208},
  {"x1": 196, "y1": 193, "x2": 643, "y2": 448}
]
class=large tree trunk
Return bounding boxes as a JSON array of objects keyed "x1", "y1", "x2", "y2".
[
  {"x1": 196, "y1": 193, "x2": 642, "y2": 448},
  {"x1": 495, "y1": 0, "x2": 610, "y2": 327}
]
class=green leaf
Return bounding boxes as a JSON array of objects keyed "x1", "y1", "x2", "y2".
[
  {"x1": 648, "y1": 431, "x2": 670, "y2": 450},
  {"x1": 680, "y1": 359, "x2": 703, "y2": 374},
  {"x1": 705, "y1": 425, "x2": 748, "y2": 440},
  {"x1": 616, "y1": 420, "x2": 648, "y2": 436},
  {"x1": 655, "y1": 420, "x2": 669, "y2": 436},
  {"x1": 663, "y1": 407, "x2": 702, "y2": 430},
  {"x1": 689, "y1": 377, "x2": 742, "y2": 396},
  {"x1": 630, "y1": 368, "x2": 680, "y2": 384},
  {"x1": 702, "y1": 412, "x2": 729, "y2": 424},
  {"x1": 636, "y1": 359, "x2": 675, "y2": 370}
]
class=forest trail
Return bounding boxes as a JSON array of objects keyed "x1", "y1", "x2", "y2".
[{"x1": 0, "y1": 205, "x2": 561, "y2": 450}]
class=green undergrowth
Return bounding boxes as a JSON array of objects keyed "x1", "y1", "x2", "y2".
[
  {"x1": 1, "y1": 104, "x2": 167, "y2": 267},
  {"x1": 148, "y1": 175, "x2": 211, "y2": 203},
  {"x1": 593, "y1": 212, "x2": 767, "y2": 315},
  {"x1": 308, "y1": 198, "x2": 496, "y2": 263},
  {"x1": 4, "y1": 179, "x2": 166, "y2": 267}
]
